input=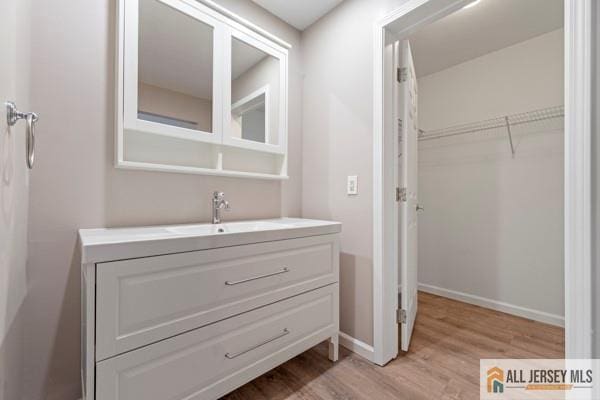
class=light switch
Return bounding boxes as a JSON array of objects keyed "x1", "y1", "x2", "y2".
[{"x1": 347, "y1": 175, "x2": 358, "y2": 195}]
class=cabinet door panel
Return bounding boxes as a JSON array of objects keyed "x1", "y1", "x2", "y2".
[
  {"x1": 96, "y1": 234, "x2": 339, "y2": 360},
  {"x1": 96, "y1": 285, "x2": 338, "y2": 400}
]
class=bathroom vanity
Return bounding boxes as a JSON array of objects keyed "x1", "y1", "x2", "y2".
[
  {"x1": 83, "y1": 2, "x2": 341, "y2": 397},
  {"x1": 80, "y1": 218, "x2": 340, "y2": 400}
]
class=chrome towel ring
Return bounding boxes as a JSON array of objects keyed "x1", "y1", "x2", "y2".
[{"x1": 5, "y1": 101, "x2": 38, "y2": 169}]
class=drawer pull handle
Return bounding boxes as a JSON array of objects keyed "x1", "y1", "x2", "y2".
[
  {"x1": 225, "y1": 267, "x2": 290, "y2": 286},
  {"x1": 225, "y1": 328, "x2": 290, "y2": 359}
]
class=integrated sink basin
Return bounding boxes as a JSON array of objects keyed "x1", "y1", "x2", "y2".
[
  {"x1": 166, "y1": 220, "x2": 287, "y2": 235},
  {"x1": 79, "y1": 218, "x2": 342, "y2": 264}
]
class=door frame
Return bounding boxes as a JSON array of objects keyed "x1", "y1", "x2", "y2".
[{"x1": 372, "y1": 0, "x2": 594, "y2": 365}]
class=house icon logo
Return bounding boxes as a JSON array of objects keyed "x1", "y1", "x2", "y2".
[{"x1": 487, "y1": 367, "x2": 504, "y2": 393}]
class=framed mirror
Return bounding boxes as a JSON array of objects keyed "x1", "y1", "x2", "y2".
[
  {"x1": 138, "y1": 0, "x2": 214, "y2": 133},
  {"x1": 225, "y1": 33, "x2": 286, "y2": 154},
  {"x1": 117, "y1": 0, "x2": 289, "y2": 179},
  {"x1": 137, "y1": 0, "x2": 214, "y2": 134},
  {"x1": 123, "y1": 0, "x2": 223, "y2": 144}
]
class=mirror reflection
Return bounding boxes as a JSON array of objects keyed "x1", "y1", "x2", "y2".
[
  {"x1": 138, "y1": 0, "x2": 214, "y2": 133},
  {"x1": 232, "y1": 91, "x2": 267, "y2": 143},
  {"x1": 231, "y1": 37, "x2": 280, "y2": 144}
]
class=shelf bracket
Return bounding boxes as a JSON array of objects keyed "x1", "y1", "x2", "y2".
[{"x1": 504, "y1": 116, "x2": 516, "y2": 158}]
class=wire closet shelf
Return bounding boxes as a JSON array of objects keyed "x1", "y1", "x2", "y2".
[{"x1": 417, "y1": 105, "x2": 564, "y2": 156}]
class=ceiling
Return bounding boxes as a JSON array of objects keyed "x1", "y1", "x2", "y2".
[
  {"x1": 251, "y1": 0, "x2": 344, "y2": 30},
  {"x1": 409, "y1": 0, "x2": 564, "y2": 77}
]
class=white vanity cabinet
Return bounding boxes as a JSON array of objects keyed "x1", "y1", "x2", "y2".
[{"x1": 80, "y1": 218, "x2": 340, "y2": 400}]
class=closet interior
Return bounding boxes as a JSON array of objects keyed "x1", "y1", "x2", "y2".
[{"x1": 409, "y1": 0, "x2": 565, "y2": 327}]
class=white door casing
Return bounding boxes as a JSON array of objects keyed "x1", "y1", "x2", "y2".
[
  {"x1": 373, "y1": 0, "x2": 476, "y2": 367},
  {"x1": 395, "y1": 39, "x2": 418, "y2": 352}
]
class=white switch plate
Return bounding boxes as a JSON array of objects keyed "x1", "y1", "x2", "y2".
[{"x1": 347, "y1": 175, "x2": 358, "y2": 195}]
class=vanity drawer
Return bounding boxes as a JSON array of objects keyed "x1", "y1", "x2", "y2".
[
  {"x1": 96, "y1": 284, "x2": 338, "y2": 400},
  {"x1": 96, "y1": 234, "x2": 339, "y2": 360}
]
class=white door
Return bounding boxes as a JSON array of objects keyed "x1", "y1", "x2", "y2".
[
  {"x1": 0, "y1": 0, "x2": 29, "y2": 363},
  {"x1": 394, "y1": 39, "x2": 418, "y2": 352}
]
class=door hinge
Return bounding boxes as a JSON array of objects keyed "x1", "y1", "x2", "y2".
[
  {"x1": 397, "y1": 67, "x2": 408, "y2": 83},
  {"x1": 396, "y1": 187, "x2": 407, "y2": 202},
  {"x1": 397, "y1": 309, "x2": 407, "y2": 324}
]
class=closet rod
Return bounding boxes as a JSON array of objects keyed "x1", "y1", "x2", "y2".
[{"x1": 418, "y1": 105, "x2": 564, "y2": 142}]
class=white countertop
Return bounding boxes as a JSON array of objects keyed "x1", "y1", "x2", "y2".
[{"x1": 79, "y1": 218, "x2": 341, "y2": 264}]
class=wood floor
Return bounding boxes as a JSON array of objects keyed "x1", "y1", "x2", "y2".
[{"x1": 222, "y1": 292, "x2": 564, "y2": 400}]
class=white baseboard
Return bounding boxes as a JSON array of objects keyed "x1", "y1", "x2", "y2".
[
  {"x1": 418, "y1": 283, "x2": 565, "y2": 327},
  {"x1": 339, "y1": 332, "x2": 375, "y2": 362}
]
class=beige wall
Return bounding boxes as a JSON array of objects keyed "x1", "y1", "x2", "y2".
[
  {"x1": 24, "y1": 1, "x2": 302, "y2": 399},
  {"x1": 417, "y1": 29, "x2": 564, "y2": 319},
  {"x1": 0, "y1": 0, "x2": 30, "y2": 398},
  {"x1": 138, "y1": 83, "x2": 213, "y2": 132},
  {"x1": 418, "y1": 29, "x2": 564, "y2": 130},
  {"x1": 301, "y1": 0, "x2": 409, "y2": 346},
  {"x1": 0, "y1": 308, "x2": 24, "y2": 400}
]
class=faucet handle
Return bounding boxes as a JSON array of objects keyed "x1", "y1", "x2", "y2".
[
  {"x1": 224, "y1": 201, "x2": 231, "y2": 211},
  {"x1": 213, "y1": 191, "x2": 224, "y2": 199}
]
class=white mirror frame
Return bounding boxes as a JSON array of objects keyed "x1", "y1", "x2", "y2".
[{"x1": 115, "y1": 0, "x2": 290, "y2": 179}]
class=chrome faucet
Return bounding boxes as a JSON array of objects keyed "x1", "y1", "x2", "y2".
[{"x1": 212, "y1": 191, "x2": 231, "y2": 224}]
